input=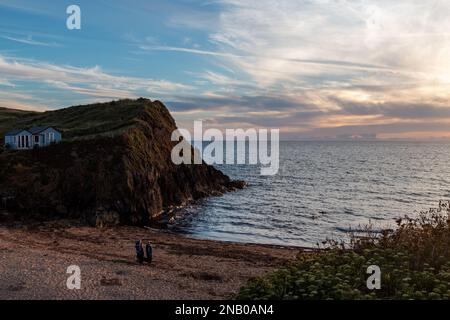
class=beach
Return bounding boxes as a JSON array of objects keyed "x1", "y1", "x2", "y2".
[{"x1": 0, "y1": 220, "x2": 300, "y2": 300}]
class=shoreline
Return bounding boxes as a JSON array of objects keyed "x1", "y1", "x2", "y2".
[{"x1": 0, "y1": 220, "x2": 302, "y2": 300}]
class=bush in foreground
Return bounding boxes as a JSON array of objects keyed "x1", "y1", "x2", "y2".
[{"x1": 237, "y1": 201, "x2": 450, "y2": 300}]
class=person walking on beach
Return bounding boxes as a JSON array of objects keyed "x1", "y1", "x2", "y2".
[
  {"x1": 146, "y1": 241, "x2": 153, "y2": 264},
  {"x1": 135, "y1": 240, "x2": 145, "y2": 264}
]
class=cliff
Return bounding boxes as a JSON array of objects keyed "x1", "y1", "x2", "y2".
[{"x1": 0, "y1": 99, "x2": 245, "y2": 226}]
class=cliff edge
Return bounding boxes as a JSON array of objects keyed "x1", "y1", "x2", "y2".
[{"x1": 0, "y1": 98, "x2": 245, "y2": 226}]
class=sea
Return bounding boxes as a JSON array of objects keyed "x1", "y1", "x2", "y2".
[{"x1": 172, "y1": 141, "x2": 450, "y2": 248}]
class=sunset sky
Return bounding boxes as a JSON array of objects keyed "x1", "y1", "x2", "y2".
[{"x1": 1, "y1": 0, "x2": 450, "y2": 139}]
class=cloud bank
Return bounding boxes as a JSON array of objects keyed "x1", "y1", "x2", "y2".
[
  {"x1": 161, "y1": 0, "x2": 450, "y2": 139},
  {"x1": 2, "y1": 0, "x2": 450, "y2": 139}
]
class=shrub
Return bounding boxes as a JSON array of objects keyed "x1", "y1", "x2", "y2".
[{"x1": 237, "y1": 201, "x2": 450, "y2": 300}]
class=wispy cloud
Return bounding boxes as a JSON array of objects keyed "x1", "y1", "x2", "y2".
[
  {"x1": 156, "y1": 0, "x2": 450, "y2": 138},
  {"x1": 0, "y1": 78, "x2": 15, "y2": 87},
  {"x1": 139, "y1": 45, "x2": 392, "y2": 72},
  {"x1": 2, "y1": 0, "x2": 450, "y2": 139},
  {"x1": 0, "y1": 55, "x2": 193, "y2": 110},
  {"x1": 0, "y1": 0, "x2": 58, "y2": 17},
  {"x1": 2, "y1": 35, "x2": 61, "y2": 47},
  {"x1": 0, "y1": 91, "x2": 50, "y2": 111}
]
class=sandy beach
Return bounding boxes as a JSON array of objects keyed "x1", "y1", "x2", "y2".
[{"x1": 0, "y1": 220, "x2": 301, "y2": 300}]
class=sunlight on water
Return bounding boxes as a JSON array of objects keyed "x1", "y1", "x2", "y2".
[{"x1": 173, "y1": 141, "x2": 450, "y2": 247}]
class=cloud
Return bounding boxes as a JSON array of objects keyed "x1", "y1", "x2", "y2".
[
  {"x1": 307, "y1": 121, "x2": 450, "y2": 137},
  {"x1": 338, "y1": 101, "x2": 450, "y2": 119},
  {"x1": 1, "y1": 35, "x2": 60, "y2": 47},
  {"x1": 165, "y1": 86, "x2": 450, "y2": 139},
  {"x1": 3, "y1": 0, "x2": 450, "y2": 139},
  {"x1": 206, "y1": 0, "x2": 450, "y2": 86},
  {"x1": 0, "y1": 91, "x2": 50, "y2": 111},
  {"x1": 0, "y1": 78, "x2": 15, "y2": 87},
  {"x1": 0, "y1": 55, "x2": 193, "y2": 110},
  {"x1": 140, "y1": 45, "x2": 391, "y2": 72},
  {"x1": 166, "y1": 93, "x2": 316, "y2": 113},
  {"x1": 160, "y1": 0, "x2": 450, "y2": 138}
]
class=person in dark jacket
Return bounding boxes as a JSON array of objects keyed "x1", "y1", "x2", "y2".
[
  {"x1": 135, "y1": 240, "x2": 145, "y2": 264},
  {"x1": 145, "y1": 241, "x2": 153, "y2": 264}
]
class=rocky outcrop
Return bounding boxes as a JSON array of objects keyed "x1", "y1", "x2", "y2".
[{"x1": 0, "y1": 99, "x2": 245, "y2": 226}]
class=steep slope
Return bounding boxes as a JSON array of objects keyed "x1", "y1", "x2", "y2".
[{"x1": 0, "y1": 99, "x2": 245, "y2": 226}]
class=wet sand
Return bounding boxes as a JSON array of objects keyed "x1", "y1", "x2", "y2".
[{"x1": 0, "y1": 220, "x2": 301, "y2": 300}]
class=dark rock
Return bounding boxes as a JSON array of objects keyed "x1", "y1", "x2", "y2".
[
  {"x1": 0, "y1": 99, "x2": 245, "y2": 225},
  {"x1": 226, "y1": 180, "x2": 247, "y2": 190}
]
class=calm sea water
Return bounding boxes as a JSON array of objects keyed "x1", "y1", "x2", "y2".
[{"x1": 172, "y1": 141, "x2": 450, "y2": 247}]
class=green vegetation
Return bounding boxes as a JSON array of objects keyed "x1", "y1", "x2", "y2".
[
  {"x1": 0, "y1": 107, "x2": 34, "y2": 123},
  {"x1": 0, "y1": 98, "x2": 150, "y2": 141},
  {"x1": 0, "y1": 98, "x2": 233, "y2": 226},
  {"x1": 237, "y1": 201, "x2": 450, "y2": 300}
]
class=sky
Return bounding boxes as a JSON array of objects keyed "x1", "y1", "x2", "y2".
[{"x1": 1, "y1": 0, "x2": 450, "y2": 140}]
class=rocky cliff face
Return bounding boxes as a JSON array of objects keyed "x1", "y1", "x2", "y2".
[{"x1": 0, "y1": 99, "x2": 245, "y2": 226}]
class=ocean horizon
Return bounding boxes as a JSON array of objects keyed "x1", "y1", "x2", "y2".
[{"x1": 173, "y1": 140, "x2": 450, "y2": 247}]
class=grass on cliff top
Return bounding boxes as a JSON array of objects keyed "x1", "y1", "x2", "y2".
[
  {"x1": 0, "y1": 98, "x2": 152, "y2": 141},
  {"x1": 237, "y1": 201, "x2": 450, "y2": 300}
]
